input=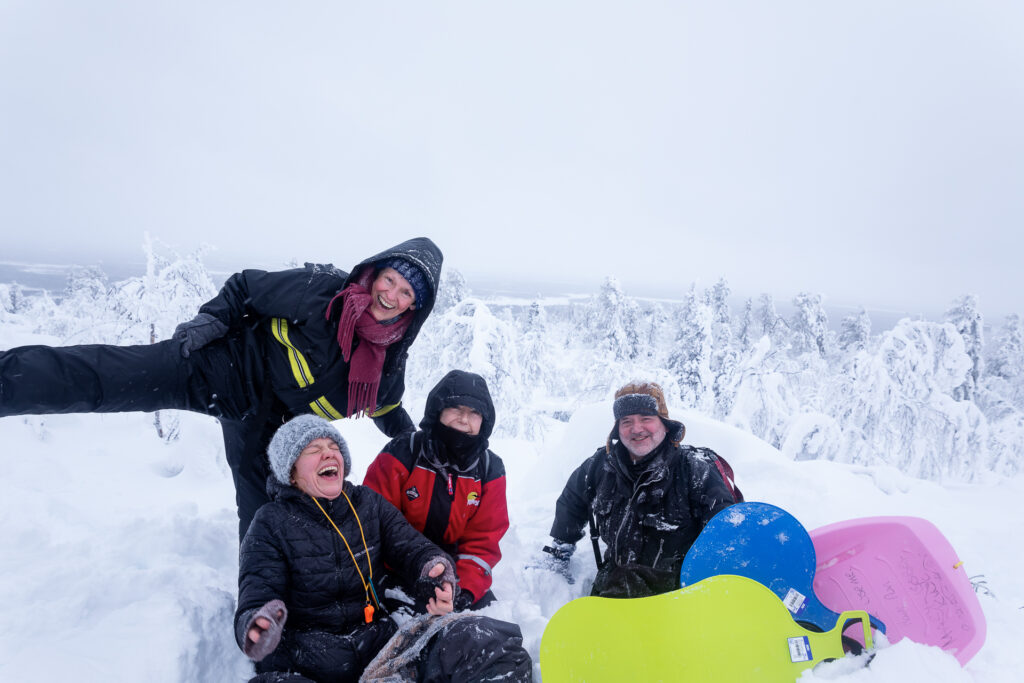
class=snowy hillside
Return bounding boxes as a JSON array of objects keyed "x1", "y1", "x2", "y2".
[
  {"x1": 1, "y1": 258, "x2": 1023, "y2": 681},
  {"x1": 1, "y1": 395, "x2": 1022, "y2": 681}
]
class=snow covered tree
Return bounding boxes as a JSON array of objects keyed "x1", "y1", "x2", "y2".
[
  {"x1": 756, "y1": 293, "x2": 788, "y2": 349},
  {"x1": 738, "y1": 298, "x2": 755, "y2": 354},
  {"x1": 588, "y1": 276, "x2": 641, "y2": 362},
  {"x1": 408, "y1": 297, "x2": 530, "y2": 436},
  {"x1": 668, "y1": 286, "x2": 714, "y2": 411},
  {"x1": 829, "y1": 319, "x2": 987, "y2": 480},
  {"x1": 643, "y1": 302, "x2": 674, "y2": 366},
  {"x1": 518, "y1": 301, "x2": 556, "y2": 392},
  {"x1": 945, "y1": 295, "x2": 984, "y2": 401},
  {"x1": 112, "y1": 238, "x2": 217, "y2": 345},
  {"x1": 111, "y1": 238, "x2": 218, "y2": 441},
  {"x1": 789, "y1": 292, "x2": 831, "y2": 358},
  {"x1": 7, "y1": 282, "x2": 28, "y2": 314},
  {"x1": 727, "y1": 336, "x2": 800, "y2": 449},
  {"x1": 52, "y1": 266, "x2": 115, "y2": 343},
  {"x1": 434, "y1": 268, "x2": 469, "y2": 314},
  {"x1": 705, "y1": 278, "x2": 738, "y2": 418},
  {"x1": 838, "y1": 308, "x2": 872, "y2": 352},
  {"x1": 988, "y1": 314, "x2": 1023, "y2": 381}
]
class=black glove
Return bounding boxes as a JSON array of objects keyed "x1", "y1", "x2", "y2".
[
  {"x1": 453, "y1": 591, "x2": 475, "y2": 611},
  {"x1": 173, "y1": 312, "x2": 229, "y2": 358},
  {"x1": 542, "y1": 541, "x2": 576, "y2": 584}
]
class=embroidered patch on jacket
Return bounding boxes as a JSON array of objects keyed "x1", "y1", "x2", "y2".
[
  {"x1": 405, "y1": 486, "x2": 420, "y2": 501},
  {"x1": 467, "y1": 491, "x2": 480, "y2": 506}
]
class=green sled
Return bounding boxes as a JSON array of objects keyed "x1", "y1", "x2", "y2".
[{"x1": 540, "y1": 574, "x2": 872, "y2": 682}]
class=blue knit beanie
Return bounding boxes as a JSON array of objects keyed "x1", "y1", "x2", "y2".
[
  {"x1": 267, "y1": 415, "x2": 352, "y2": 486},
  {"x1": 378, "y1": 257, "x2": 430, "y2": 308}
]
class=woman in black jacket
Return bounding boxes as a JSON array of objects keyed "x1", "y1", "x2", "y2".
[
  {"x1": 237, "y1": 415, "x2": 532, "y2": 683},
  {"x1": 0, "y1": 237, "x2": 442, "y2": 538}
]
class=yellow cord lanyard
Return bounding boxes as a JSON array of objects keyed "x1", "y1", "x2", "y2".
[{"x1": 311, "y1": 490, "x2": 382, "y2": 623}]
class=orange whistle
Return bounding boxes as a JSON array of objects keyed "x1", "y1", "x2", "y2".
[{"x1": 364, "y1": 604, "x2": 375, "y2": 623}]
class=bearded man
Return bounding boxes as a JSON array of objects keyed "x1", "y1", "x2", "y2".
[{"x1": 542, "y1": 381, "x2": 738, "y2": 598}]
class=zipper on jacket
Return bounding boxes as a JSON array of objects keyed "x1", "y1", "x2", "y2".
[
  {"x1": 613, "y1": 471, "x2": 658, "y2": 566},
  {"x1": 653, "y1": 538, "x2": 665, "y2": 568}
]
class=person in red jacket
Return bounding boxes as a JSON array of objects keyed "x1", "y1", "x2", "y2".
[{"x1": 364, "y1": 370, "x2": 509, "y2": 610}]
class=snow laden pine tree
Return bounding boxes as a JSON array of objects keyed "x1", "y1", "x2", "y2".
[
  {"x1": 705, "y1": 278, "x2": 739, "y2": 418},
  {"x1": 668, "y1": 286, "x2": 714, "y2": 412},
  {"x1": 408, "y1": 296, "x2": 529, "y2": 436},
  {"x1": 988, "y1": 314, "x2": 1024, "y2": 384},
  {"x1": 756, "y1": 293, "x2": 788, "y2": 349},
  {"x1": 591, "y1": 276, "x2": 641, "y2": 363},
  {"x1": 433, "y1": 268, "x2": 469, "y2": 314},
  {"x1": 52, "y1": 266, "x2": 114, "y2": 343},
  {"x1": 112, "y1": 237, "x2": 218, "y2": 441},
  {"x1": 945, "y1": 295, "x2": 984, "y2": 401},
  {"x1": 828, "y1": 319, "x2": 990, "y2": 479},
  {"x1": 790, "y1": 292, "x2": 832, "y2": 359},
  {"x1": 838, "y1": 308, "x2": 872, "y2": 353},
  {"x1": 738, "y1": 298, "x2": 756, "y2": 356},
  {"x1": 567, "y1": 277, "x2": 644, "y2": 403}
]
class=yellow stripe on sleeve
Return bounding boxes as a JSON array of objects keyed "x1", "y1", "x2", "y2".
[{"x1": 270, "y1": 318, "x2": 315, "y2": 388}]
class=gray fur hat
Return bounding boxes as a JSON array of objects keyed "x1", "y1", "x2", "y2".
[{"x1": 268, "y1": 415, "x2": 352, "y2": 486}]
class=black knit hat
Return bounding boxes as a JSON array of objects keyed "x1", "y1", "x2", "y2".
[{"x1": 378, "y1": 257, "x2": 430, "y2": 308}]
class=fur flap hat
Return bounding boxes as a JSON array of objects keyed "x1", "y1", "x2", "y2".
[
  {"x1": 268, "y1": 415, "x2": 352, "y2": 486},
  {"x1": 606, "y1": 381, "x2": 686, "y2": 452}
]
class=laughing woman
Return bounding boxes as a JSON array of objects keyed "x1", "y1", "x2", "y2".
[{"x1": 235, "y1": 415, "x2": 532, "y2": 683}]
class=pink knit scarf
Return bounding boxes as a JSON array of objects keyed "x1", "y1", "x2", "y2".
[{"x1": 326, "y1": 276, "x2": 412, "y2": 417}]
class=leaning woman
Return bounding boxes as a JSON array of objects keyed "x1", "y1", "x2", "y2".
[
  {"x1": 0, "y1": 237, "x2": 442, "y2": 539},
  {"x1": 236, "y1": 415, "x2": 532, "y2": 683}
]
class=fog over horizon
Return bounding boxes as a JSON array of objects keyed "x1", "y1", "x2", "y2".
[{"x1": 3, "y1": 2, "x2": 1022, "y2": 319}]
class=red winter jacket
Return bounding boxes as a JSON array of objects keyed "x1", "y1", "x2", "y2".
[{"x1": 364, "y1": 431, "x2": 509, "y2": 603}]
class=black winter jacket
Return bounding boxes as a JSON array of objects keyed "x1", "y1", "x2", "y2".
[
  {"x1": 550, "y1": 438, "x2": 734, "y2": 598},
  {"x1": 192, "y1": 237, "x2": 442, "y2": 436},
  {"x1": 235, "y1": 479, "x2": 448, "y2": 680}
]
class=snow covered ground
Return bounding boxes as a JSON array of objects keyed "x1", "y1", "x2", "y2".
[{"x1": 1, "y1": 383, "x2": 1022, "y2": 681}]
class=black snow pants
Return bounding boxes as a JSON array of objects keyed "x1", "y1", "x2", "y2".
[{"x1": 0, "y1": 340, "x2": 275, "y2": 539}]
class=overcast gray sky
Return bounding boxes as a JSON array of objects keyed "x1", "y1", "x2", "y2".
[{"x1": 2, "y1": 1, "x2": 1022, "y2": 318}]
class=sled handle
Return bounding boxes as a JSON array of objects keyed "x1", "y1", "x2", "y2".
[{"x1": 835, "y1": 610, "x2": 873, "y2": 651}]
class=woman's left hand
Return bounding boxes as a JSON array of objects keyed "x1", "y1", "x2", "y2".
[{"x1": 425, "y1": 562, "x2": 454, "y2": 615}]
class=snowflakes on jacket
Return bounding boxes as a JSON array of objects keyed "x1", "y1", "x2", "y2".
[{"x1": 550, "y1": 439, "x2": 735, "y2": 598}]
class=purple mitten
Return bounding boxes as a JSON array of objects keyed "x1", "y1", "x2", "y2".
[{"x1": 243, "y1": 599, "x2": 288, "y2": 662}]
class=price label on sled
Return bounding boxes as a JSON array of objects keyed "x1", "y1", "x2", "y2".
[{"x1": 681, "y1": 502, "x2": 886, "y2": 636}]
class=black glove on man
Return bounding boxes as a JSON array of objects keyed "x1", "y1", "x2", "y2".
[
  {"x1": 541, "y1": 541, "x2": 576, "y2": 584},
  {"x1": 173, "y1": 312, "x2": 229, "y2": 358}
]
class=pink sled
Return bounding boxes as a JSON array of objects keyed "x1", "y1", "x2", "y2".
[{"x1": 810, "y1": 516, "x2": 986, "y2": 666}]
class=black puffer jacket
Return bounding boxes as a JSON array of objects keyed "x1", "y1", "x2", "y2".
[
  {"x1": 192, "y1": 236, "x2": 443, "y2": 435},
  {"x1": 550, "y1": 438, "x2": 734, "y2": 598},
  {"x1": 236, "y1": 479, "x2": 448, "y2": 680}
]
